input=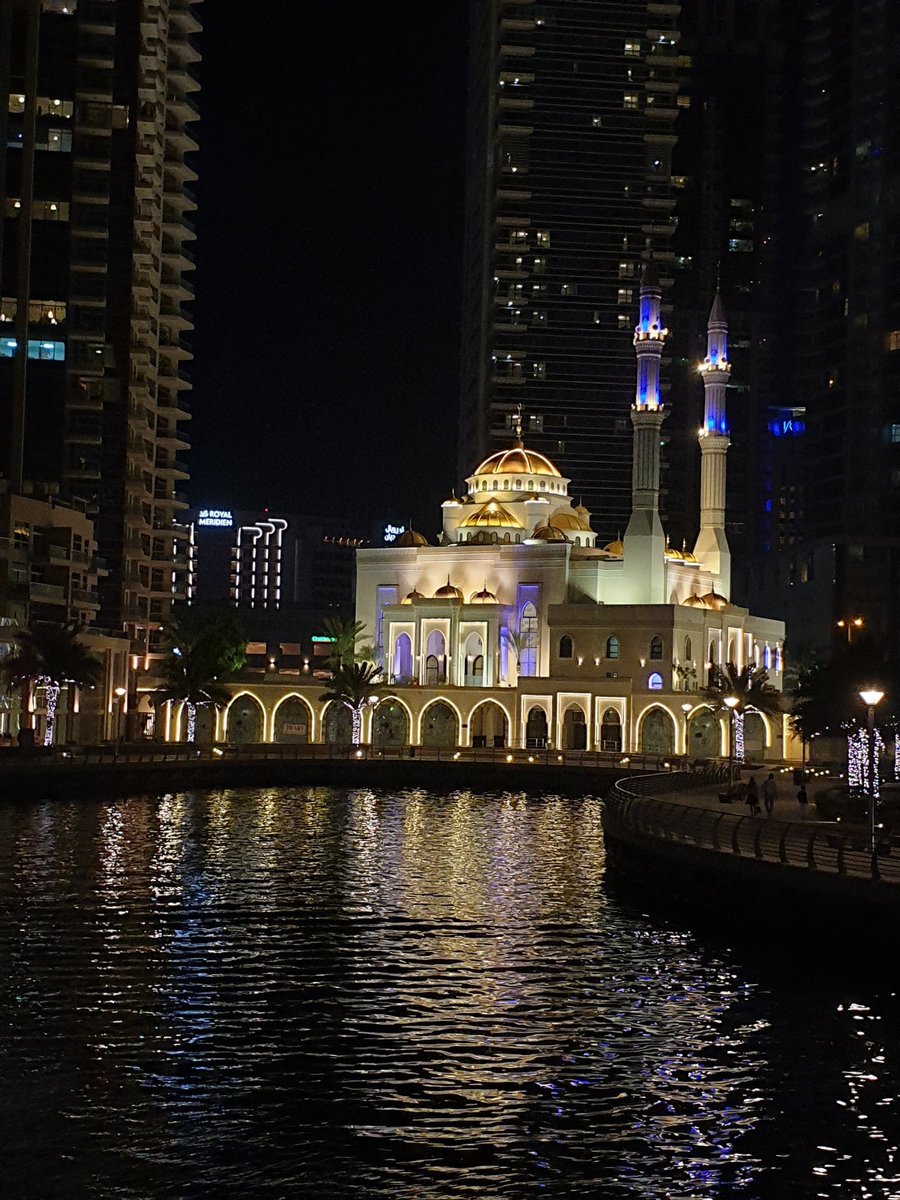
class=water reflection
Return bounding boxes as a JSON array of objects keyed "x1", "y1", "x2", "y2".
[{"x1": 0, "y1": 787, "x2": 898, "y2": 1198}]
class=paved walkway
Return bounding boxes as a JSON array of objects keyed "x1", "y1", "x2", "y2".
[{"x1": 654, "y1": 771, "x2": 842, "y2": 825}]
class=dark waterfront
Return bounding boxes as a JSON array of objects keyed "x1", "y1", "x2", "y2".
[{"x1": 1, "y1": 787, "x2": 899, "y2": 1199}]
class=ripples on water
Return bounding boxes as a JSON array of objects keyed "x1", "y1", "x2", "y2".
[{"x1": 1, "y1": 787, "x2": 900, "y2": 1199}]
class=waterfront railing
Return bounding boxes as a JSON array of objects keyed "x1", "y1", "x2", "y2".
[
  {"x1": 606, "y1": 773, "x2": 899, "y2": 885},
  {"x1": 0, "y1": 743, "x2": 727, "y2": 776}
]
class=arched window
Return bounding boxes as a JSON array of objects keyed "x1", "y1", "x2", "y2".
[
  {"x1": 774, "y1": 645, "x2": 782, "y2": 672},
  {"x1": 514, "y1": 478, "x2": 522, "y2": 490},
  {"x1": 684, "y1": 636, "x2": 692, "y2": 661},
  {"x1": 763, "y1": 645, "x2": 771, "y2": 669},
  {"x1": 394, "y1": 632, "x2": 412, "y2": 683},
  {"x1": 492, "y1": 479, "x2": 498, "y2": 490},
  {"x1": 559, "y1": 634, "x2": 573, "y2": 659},
  {"x1": 464, "y1": 632, "x2": 484, "y2": 687},
  {"x1": 425, "y1": 630, "x2": 446, "y2": 685},
  {"x1": 728, "y1": 638, "x2": 736, "y2": 663},
  {"x1": 648, "y1": 672, "x2": 664, "y2": 690},
  {"x1": 600, "y1": 707, "x2": 622, "y2": 752},
  {"x1": 709, "y1": 640, "x2": 717, "y2": 664},
  {"x1": 606, "y1": 635, "x2": 619, "y2": 659},
  {"x1": 519, "y1": 602, "x2": 538, "y2": 676},
  {"x1": 649, "y1": 635, "x2": 663, "y2": 660}
]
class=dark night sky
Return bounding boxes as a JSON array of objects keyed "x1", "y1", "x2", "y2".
[{"x1": 190, "y1": 4, "x2": 469, "y2": 534}]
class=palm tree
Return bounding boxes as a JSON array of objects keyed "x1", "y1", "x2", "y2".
[
  {"x1": 1, "y1": 623, "x2": 102, "y2": 746},
  {"x1": 320, "y1": 617, "x2": 375, "y2": 671},
  {"x1": 703, "y1": 661, "x2": 782, "y2": 763},
  {"x1": 154, "y1": 610, "x2": 245, "y2": 742},
  {"x1": 319, "y1": 660, "x2": 383, "y2": 745}
]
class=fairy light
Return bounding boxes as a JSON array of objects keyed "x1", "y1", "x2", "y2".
[
  {"x1": 733, "y1": 709, "x2": 745, "y2": 761},
  {"x1": 848, "y1": 726, "x2": 885, "y2": 795}
]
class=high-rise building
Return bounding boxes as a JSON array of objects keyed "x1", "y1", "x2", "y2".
[
  {"x1": 460, "y1": 0, "x2": 684, "y2": 541},
  {"x1": 738, "y1": 0, "x2": 900, "y2": 656},
  {"x1": 0, "y1": 0, "x2": 200, "y2": 660}
]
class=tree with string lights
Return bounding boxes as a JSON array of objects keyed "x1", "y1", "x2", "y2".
[
  {"x1": 703, "y1": 661, "x2": 782, "y2": 763},
  {"x1": 1, "y1": 623, "x2": 102, "y2": 747},
  {"x1": 154, "y1": 610, "x2": 245, "y2": 742}
]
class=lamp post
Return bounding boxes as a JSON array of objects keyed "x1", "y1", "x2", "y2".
[
  {"x1": 724, "y1": 695, "x2": 739, "y2": 792},
  {"x1": 859, "y1": 688, "x2": 884, "y2": 862},
  {"x1": 681, "y1": 701, "x2": 692, "y2": 758}
]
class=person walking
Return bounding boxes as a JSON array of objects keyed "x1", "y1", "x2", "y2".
[
  {"x1": 762, "y1": 772, "x2": 777, "y2": 817},
  {"x1": 797, "y1": 783, "x2": 808, "y2": 811},
  {"x1": 745, "y1": 775, "x2": 760, "y2": 816}
]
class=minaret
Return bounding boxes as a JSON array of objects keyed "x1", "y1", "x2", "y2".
[
  {"x1": 693, "y1": 289, "x2": 732, "y2": 596},
  {"x1": 623, "y1": 257, "x2": 669, "y2": 602}
]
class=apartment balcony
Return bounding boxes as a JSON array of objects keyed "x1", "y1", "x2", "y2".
[
  {"x1": 72, "y1": 587, "x2": 100, "y2": 607},
  {"x1": 29, "y1": 581, "x2": 67, "y2": 604}
]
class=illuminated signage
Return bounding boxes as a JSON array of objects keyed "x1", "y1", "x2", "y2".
[
  {"x1": 311, "y1": 636, "x2": 336, "y2": 643},
  {"x1": 768, "y1": 418, "x2": 805, "y2": 438},
  {"x1": 384, "y1": 523, "x2": 406, "y2": 543},
  {"x1": 197, "y1": 508, "x2": 234, "y2": 528}
]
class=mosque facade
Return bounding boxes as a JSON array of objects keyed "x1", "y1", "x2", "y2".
[{"x1": 353, "y1": 265, "x2": 790, "y2": 760}]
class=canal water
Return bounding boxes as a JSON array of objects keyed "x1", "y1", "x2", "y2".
[{"x1": 1, "y1": 787, "x2": 898, "y2": 1199}]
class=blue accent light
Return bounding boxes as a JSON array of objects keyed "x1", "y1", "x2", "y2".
[
  {"x1": 765, "y1": 499, "x2": 772, "y2": 513},
  {"x1": 768, "y1": 418, "x2": 805, "y2": 438},
  {"x1": 718, "y1": 418, "x2": 728, "y2": 433}
]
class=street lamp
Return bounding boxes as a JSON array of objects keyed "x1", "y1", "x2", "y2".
[
  {"x1": 724, "y1": 695, "x2": 739, "y2": 792},
  {"x1": 859, "y1": 688, "x2": 885, "y2": 860},
  {"x1": 681, "y1": 702, "x2": 692, "y2": 758}
]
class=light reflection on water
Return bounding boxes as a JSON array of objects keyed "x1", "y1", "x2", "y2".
[{"x1": 0, "y1": 787, "x2": 898, "y2": 1198}]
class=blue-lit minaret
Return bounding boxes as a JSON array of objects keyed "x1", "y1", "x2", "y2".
[
  {"x1": 693, "y1": 290, "x2": 732, "y2": 596},
  {"x1": 623, "y1": 258, "x2": 669, "y2": 602}
]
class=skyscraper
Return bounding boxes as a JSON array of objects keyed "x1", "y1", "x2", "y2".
[
  {"x1": 0, "y1": 0, "x2": 199, "y2": 659},
  {"x1": 460, "y1": 0, "x2": 684, "y2": 541},
  {"x1": 738, "y1": 0, "x2": 900, "y2": 655}
]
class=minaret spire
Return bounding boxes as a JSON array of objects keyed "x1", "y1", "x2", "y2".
[
  {"x1": 513, "y1": 402, "x2": 524, "y2": 447},
  {"x1": 693, "y1": 288, "x2": 732, "y2": 596},
  {"x1": 623, "y1": 256, "x2": 670, "y2": 602}
]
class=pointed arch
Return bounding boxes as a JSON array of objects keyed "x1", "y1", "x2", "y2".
[
  {"x1": 419, "y1": 699, "x2": 460, "y2": 747},
  {"x1": 372, "y1": 695, "x2": 412, "y2": 746},
  {"x1": 271, "y1": 693, "x2": 314, "y2": 743},
  {"x1": 224, "y1": 692, "x2": 266, "y2": 743},
  {"x1": 468, "y1": 698, "x2": 511, "y2": 748},
  {"x1": 638, "y1": 705, "x2": 675, "y2": 755}
]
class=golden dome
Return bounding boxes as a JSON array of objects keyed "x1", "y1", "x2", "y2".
[
  {"x1": 681, "y1": 550, "x2": 699, "y2": 563},
  {"x1": 469, "y1": 586, "x2": 498, "y2": 604},
  {"x1": 461, "y1": 500, "x2": 523, "y2": 529},
  {"x1": 547, "y1": 511, "x2": 592, "y2": 533},
  {"x1": 401, "y1": 588, "x2": 424, "y2": 605},
  {"x1": 664, "y1": 546, "x2": 683, "y2": 559},
  {"x1": 682, "y1": 593, "x2": 707, "y2": 607},
  {"x1": 434, "y1": 578, "x2": 463, "y2": 600},
  {"x1": 473, "y1": 446, "x2": 562, "y2": 478},
  {"x1": 574, "y1": 503, "x2": 590, "y2": 519},
  {"x1": 602, "y1": 539, "x2": 624, "y2": 556},
  {"x1": 395, "y1": 528, "x2": 429, "y2": 547},
  {"x1": 700, "y1": 590, "x2": 729, "y2": 611},
  {"x1": 530, "y1": 524, "x2": 570, "y2": 543}
]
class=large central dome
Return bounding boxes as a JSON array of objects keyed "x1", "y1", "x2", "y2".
[{"x1": 474, "y1": 447, "x2": 562, "y2": 478}]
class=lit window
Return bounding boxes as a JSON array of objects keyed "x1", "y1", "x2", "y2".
[
  {"x1": 890, "y1": 425, "x2": 900, "y2": 444},
  {"x1": 592, "y1": 115, "x2": 602, "y2": 127},
  {"x1": 536, "y1": 230, "x2": 550, "y2": 248},
  {"x1": 617, "y1": 314, "x2": 630, "y2": 328},
  {"x1": 561, "y1": 282, "x2": 576, "y2": 297},
  {"x1": 624, "y1": 41, "x2": 641, "y2": 57},
  {"x1": 617, "y1": 287, "x2": 632, "y2": 306},
  {"x1": 854, "y1": 222, "x2": 870, "y2": 241},
  {"x1": 606, "y1": 635, "x2": 619, "y2": 659},
  {"x1": 649, "y1": 635, "x2": 663, "y2": 660},
  {"x1": 618, "y1": 261, "x2": 633, "y2": 279},
  {"x1": 728, "y1": 238, "x2": 753, "y2": 253},
  {"x1": 676, "y1": 95, "x2": 691, "y2": 108},
  {"x1": 623, "y1": 94, "x2": 639, "y2": 110},
  {"x1": 886, "y1": 330, "x2": 900, "y2": 352},
  {"x1": 0, "y1": 337, "x2": 65, "y2": 361},
  {"x1": 648, "y1": 672, "x2": 664, "y2": 690},
  {"x1": 533, "y1": 361, "x2": 546, "y2": 379},
  {"x1": 533, "y1": 257, "x2": 546, "y2": 273}
]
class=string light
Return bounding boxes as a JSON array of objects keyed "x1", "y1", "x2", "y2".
[
  {"x1": 733, "y1": 709, "x2": 745, "y2": 761},
  {"x1": 847, "y1": 726, "x2": 884, "y2": 795}
]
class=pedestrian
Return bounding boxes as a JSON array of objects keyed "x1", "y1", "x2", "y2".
[
  {"x1": 745, "y1": 775, "x2": 759, "y2": 815},
  {"x1": 762, "y1": 772, "x2": 777, "y2": 816},
  {"x1": 797, "y1": 783, "x2": 808, "y2": 810}
]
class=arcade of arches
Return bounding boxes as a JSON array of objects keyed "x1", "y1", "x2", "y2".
[{"x1": 159, "y1": 685, "x2": 785, "y2": 761}]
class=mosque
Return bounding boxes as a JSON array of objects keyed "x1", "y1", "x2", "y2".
[{"x1": 353, "y1": 262, "x2": 790, "y2": 760}]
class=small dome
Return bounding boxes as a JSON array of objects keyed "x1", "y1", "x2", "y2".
[
  {"x1": 700, "y1": 590, "x2": 729, "y2": 611},
  {"x1": 469, "y1": 586, "x2": 498, "y2": 604},
  {"x1": 602, "y1": 539, "x2": 624, "y2": 556},
  {"x1": 473, "y1": 447, "x2": 562, "y2": 478},
  {"x1": 395, "y1": 528, "x2": 429, "y2": 547},
  {"x1": 401, "y1": 588, "x2": 424, "y2": 605},
  {"x1": 434, "y1": 578, "x2": 463, "y2": 600},
  {"x1": 680, "y1": 550, "x2": 699, "y2": 563},
  {"x1": 461, "y1": 500, "x2": 523, "y2": 529},
  {"x1": 530, "y1": 524, "x2": 570, "y2": 543},
  {"x1": 574, "y1": 503, "x2": 590, "y2": 519},
  {"x1": 664, "y1": 546, "x2": 684, "y2": 559},
  {"x1": 547, "y1": 511, "x2": 592, "y2": 533},
  {"x1": 682, "y1": 593, "x2": 707, "y2": 607}
]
